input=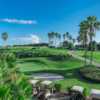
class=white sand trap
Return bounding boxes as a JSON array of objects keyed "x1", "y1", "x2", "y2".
[{"x1": 32, "y1": 73, "x2": 64, "y2": 81}]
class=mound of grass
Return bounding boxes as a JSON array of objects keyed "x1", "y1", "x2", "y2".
[{"x1": 79, "y1": 66, "x2": 100, "y2": 83}]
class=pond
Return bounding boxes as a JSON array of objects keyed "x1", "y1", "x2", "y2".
[{"x1": 31, "y1": 73, "x2": 64, "y2": 81}]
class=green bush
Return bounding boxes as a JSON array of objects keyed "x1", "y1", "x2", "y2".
[
  {"x1": 0, "y1": 52, "x2": 32, "y2": 99},
  {"x1": 54, "y1": 83, "x2": 61, "y2": 92},
  {"x1": 83, "y1": 88, "x2": 87, "y2": 97},
  {"x1": 15, "y1": 47, "x2": 67, "y2": 58},
  {"x1": 79, "y1": 66, "x2": 100, "y2": 82}
]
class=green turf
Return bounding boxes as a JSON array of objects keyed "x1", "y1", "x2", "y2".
[
  {"x1": 17, "y1": 56, "x2": 100, "y2": 95},
  {"x1": 75, "y1": 50, "x2": 100, "y2": 63},
  {"x1": 18, "y1": 57, "x2": 83, "y2": 72}
]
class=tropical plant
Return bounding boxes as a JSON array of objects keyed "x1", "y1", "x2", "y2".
[
  {"x1": 0, "y1": 52, "x2": 32, "y2": 99},
  {"x1": 48, "y1": 32, "x2": 53, "y2": 47},
  {"x1": 1, "y1": 32, "x2": 8, "y2": 47},
  {"x1": 86, "y1": 16, "x2": 100, "y2": 65},
  {"x1": 48, "y1": 32, "x2": 55, "y2": 47},
  {"x1": 48, "y1": 32, "x2": 61, "y2": 48},
  {"x1": 56, "y1": 32, "x2": 61, "y2": 47},
  {"x1": 63, "y1": 32, "x2": 69, "y2": 42},
  {"x1": 78, "y1": 20, "x2": 89, "y2": 65},
  {"x1": 63, "y1": 32, "x2": 74, "y2": 49},
  {"x1": 68, "y1": 35, "x2": 72, "y2": 43},
  {"x1": 78, "y1": 16, "x2": 100, "y2": 66}
]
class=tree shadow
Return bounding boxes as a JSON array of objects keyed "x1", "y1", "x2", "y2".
[{"x1": 17, "y1": 59, "x2": 47, "y2": 65}]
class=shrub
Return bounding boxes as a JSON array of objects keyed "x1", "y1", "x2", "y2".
[
  {"x1": 83, "y1": 88, "x2": 87, "y2": 97},
  {"x1": 54, "y1": 83, "x2": 61, "y2": 92},
  {"x1": 79, "y1": 66, "x2": 100, "y2": 83}
]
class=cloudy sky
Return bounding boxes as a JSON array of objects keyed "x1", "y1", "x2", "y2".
[{"x1": 0, "y1": 0, "x2": 100, "y2": 45}]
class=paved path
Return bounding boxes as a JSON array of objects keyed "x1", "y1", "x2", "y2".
[{"x1": 67, "y1": 51, "x2": 100, "y2": 67}]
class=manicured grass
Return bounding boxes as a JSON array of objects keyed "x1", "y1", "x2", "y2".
[
  {"x1": 17, "y1": 56, "x2": 100, "y2": 95},
  {"x1": 56, "y1": 79, "x2": 100, "y2": 95},
  {"x1": 75, "y1": 50, "x2": 100, "y2": 63},
  {"x1": 18, "y1": 57, "x2": 83, "y2": 72}
]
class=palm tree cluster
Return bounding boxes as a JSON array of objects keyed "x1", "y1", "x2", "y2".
[
  {"x1": 63, "y1": 32, "x2": 75, "y2": 49},
  {"x1": 78, "y1": 16, "x2": 100, "y2": 66},
  {"x1": 48, "y1": 32, "x2": 75, "y2": 48},
  {"x1": 48, "y1": 32, "x2": 61, "y2": 48}
]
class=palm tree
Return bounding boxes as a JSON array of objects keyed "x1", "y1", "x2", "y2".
[
  {"x1": 86, "y1": 16, "x2": 100, "y2": 65},
  {"x1": 63, "y1": 32, "x2": 69, "y2": 42},
  {"x1": 48, "y1": 32, "x2": 55, "y2": 47},
  {"x1": 48, "y1": 32, "x2": 52, "y2": 47},
  {"x1": 78, "y1": 16, "x2": 100, "y2": 66},
  {"x1": 69, "y1": 35, "x2": 72, "y2": 43},
  {"x1": 54, "y1": 32, "x2": 58, "y2": 47},
  {"x1": 1, "y1": 32, "x2": 8, "y2": 47},
  {"x1": 55, "y1": 32, "x2": 61, "y2": 47},
  {"x1": 58, "y1": 33, "x2": 61, "y2": 47},
  {"x1": 72, "y1": 38, "x2": 75, "y2": 49},
  {"x1": 79, "y1": 20, "x2": 89, "y2": 65},
  {"x1": 77, "y1": 35, "x2": 81, "y2": 45}
]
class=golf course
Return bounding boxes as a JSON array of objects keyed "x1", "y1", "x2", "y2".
[{"x1": 15, "y1": 47, "x2": 100, "y2": 95}]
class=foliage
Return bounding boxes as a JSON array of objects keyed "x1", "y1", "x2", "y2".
[
  {"x1": 83, "y1": 88, "x2": 87, "y2": 97},
  {"x1": 15, "y1": 47, "x2": 67, "y2": 58},
  {"x1": 1, "y1": 32, "x2": 8, "y2": 41},
  {"x1": 0, "y1": 52, "x2": 32, "y2": 99},
  {"x1": 54, "y1": 83, "x2": 61, "y2": 92},
  {"x1": 79, "y1": 66, "x2": 100, "y2": 82},
  {"x1": 48, "y1": 32, "x2": 61, "y2": 47},
  {"x1": 1, "y1": 32, "x2": 8, "y2": 47},
  {"x1": 78, "y1": 16, "x2": 100, "y2": 66}
]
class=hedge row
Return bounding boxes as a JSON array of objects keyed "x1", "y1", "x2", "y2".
[{"x1": 15, "y1": 51, "x2": 67, "y2": 58}]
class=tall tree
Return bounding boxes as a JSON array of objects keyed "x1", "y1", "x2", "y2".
[
  {"x1": 69, "y1": 35, "x2": 72, "y2": 43},
  {"x1": 58, "y1": 33, "x2": 61, "y2": 47},
  {"x1": 48, "y1": 32, "x2": 55, "y2": 47},
  {"x1": 55, "y1": 32, "x2": 61, "y2": 47},
  {"x1": 86, "y1": 16, "x2": 100, "y2": 65},
  {"x1": 1, "y1": 32, "x2": 8, "y2": 47},
  {"x1": 78, "y1": 16, "x2": 100, "y2": 66},
  {"x1": 79, "y1": 20, "x2": 89, "y2": 65},
  {"x1": 63, "y1": 32, "x2": 69, "y2": 42},
  {"x1": 48, "y1": 32, "x2": 52, "y2": 47},
  {"x1": 48, "y1": 32, "x2": 61, "y2": 48}
]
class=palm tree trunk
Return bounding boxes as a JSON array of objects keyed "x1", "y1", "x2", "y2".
[
  {"x1": 4, "y1": 40, "x2": 7, "y2": 48},
  {"x1": 84, "y1": 40, "x2": 87, "y2": 66},
  {"x1": 90, "y1": 36, "x2": 93, "y2": 65}
]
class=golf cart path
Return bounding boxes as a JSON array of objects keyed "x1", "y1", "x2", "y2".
[{"x1": 67, "y1": 51, "x2": 100, "y2": 67}]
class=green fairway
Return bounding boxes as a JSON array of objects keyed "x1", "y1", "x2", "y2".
[
  {"x1": 17, "y1": 56, "x2": 100, "y2": 95},
  {"x1": 18, "y1": 57, "x2": 83, "y2": 72},
  {"x1": 75, "y1": 50, "x2": 100, "y2": 63}
]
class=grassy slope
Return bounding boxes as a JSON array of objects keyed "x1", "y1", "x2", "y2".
[
  {"x1": 17, "y1": 57, "x2": 100, "y2": 95},
  {"x1": 75, "y1": 50, "x2": 100, "y2": 63},
  {"x1": 18, "y1": 57, "x2": 83, "y2": 72}
]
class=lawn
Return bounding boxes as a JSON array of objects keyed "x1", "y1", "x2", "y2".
[
  {"x1": 18, "y1": 57, "x2": 83, "y2": 72},
  {"x1": 17, "y1": 55, "x2": 100, "y2": 95},
  {"x1": 75, "y1": 50, "x2": 100, "y2": 63}
]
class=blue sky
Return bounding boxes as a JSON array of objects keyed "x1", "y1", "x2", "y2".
[{"x1": 0, "y1": 0, "x2": 100, "y2": 45}]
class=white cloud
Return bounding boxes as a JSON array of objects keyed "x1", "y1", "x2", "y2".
[
  {"x1": 31, "y1": 34, "x2": 40, "y2": 44},
  {"x1": 0, "y1": 18, "x2": 37, "y2": 24},
  {"x1": 12, "y1": 34, "x2": 40, "y2": 44}
]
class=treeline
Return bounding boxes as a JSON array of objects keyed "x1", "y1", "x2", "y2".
[{"x1": 48, "y1": 32, "x2": 75, "y2": 49}]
